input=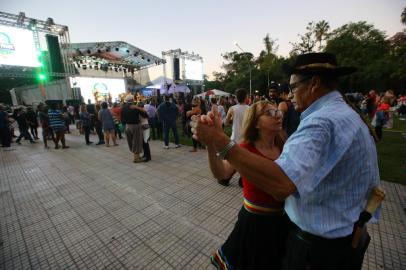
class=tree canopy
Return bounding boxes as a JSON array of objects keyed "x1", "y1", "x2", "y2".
[{"x1": 205, "y1": 13, "x2": 406, "y2": 95}]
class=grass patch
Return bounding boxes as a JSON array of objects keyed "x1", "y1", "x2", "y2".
[
  {"x1": 164, "y1": 117, "x2": 406, "y2": 185},
  {"x1": 377, "y1": 116, "x2": 406, "y2": 185}
]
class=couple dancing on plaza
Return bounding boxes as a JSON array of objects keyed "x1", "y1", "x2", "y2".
[{"x1": 191, "y1": 53, "x2": 381, "y2": 270}]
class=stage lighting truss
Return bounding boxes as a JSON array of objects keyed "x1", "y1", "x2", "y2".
[
  {"x1": 0, "y1": 11, "x2": 76, "y2": 78},
  {"x1": 161, "y1": 48, "x2": 204, "y2": 84},
  {"x1": 0, "y1": 11, "x2": 69, "y2": 36},
  {"x1": 69, "y1": 41, "x2": 165, "y2": 71}
]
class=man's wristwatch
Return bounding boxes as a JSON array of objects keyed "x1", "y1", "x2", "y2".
[{"x1": 216, "y1": 140, "x2": 237, "y2": 160}]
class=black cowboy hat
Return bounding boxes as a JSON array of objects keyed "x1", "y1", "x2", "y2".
[{"x1": 284, "y1": 52, "x2": 357, "y2": 76}]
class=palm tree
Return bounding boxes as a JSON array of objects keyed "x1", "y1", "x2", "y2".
[
  {"x1": 314, "y1": 20, "x2": 330, "y2": 51},
  {"x1": 402, "y1": 7, "x2": 406, "y2": 26}
]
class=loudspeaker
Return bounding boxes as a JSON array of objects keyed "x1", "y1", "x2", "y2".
[
  {"x1": 173, "y1": 58, "x2": 180, "y2": 81},
  {"x1": 45, "y1": 34, "x2": 65, "y2": 73}
]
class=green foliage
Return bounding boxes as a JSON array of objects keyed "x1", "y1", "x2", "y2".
[
  {"x1": 325, "y1": 21, "x2": 405, "y2": 92},
  {"x1": 290, "y1": 21, "x2": 317, "y2": 55},
  {"x1": 205, "y1": 10, "x2": 406, "y2": 94}
]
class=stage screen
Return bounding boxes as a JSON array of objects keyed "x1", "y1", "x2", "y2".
[
  {"x1": 184, "y1": 59, "x2": 203, "y2": 81},
  {"x1": 70, "y1": 77, "x2": 126, "y2": 103},
  {"x1": 0, "y1": 25, "x2": 41, "y2": 67}
]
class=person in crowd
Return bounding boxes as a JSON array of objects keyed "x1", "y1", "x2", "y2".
[
  {"x1": 15, "y1": 107, "x2": 35, "y2": 145},
  {"x1": 94, "y1": 104, "x2": 105, "y2": 145},
  {"x1": 79, "y1": 104, "x2": 93, "y2": 145},
  {"x1": 68, "y1": 105, "x2": 75, "y2": 125},
  {"x1": 48, "y1": 103, "x2": 69, "y2": 149},
  {"x1": 366, "y1": 90, "x2": 379, "y2": 119},
  {"x1": 383, "y1": 90, "x2": 395, "y2": 129},
  {"x1": 38, "y1": 104, "x2": 53, "y2": 149},
  {"x1": 121, "y1": 95, "x2": 148, "y2": 162},
  {"x1": 111, "y1": 103, "x2": 123, "y2": 139},
  {"x1": 224, "y1": 96, "x2": 231, "y2": 114},
  {"x1": 373, "y1": 96, "x2": 390, "y2": 141},
  {"x1": 157, "y1": 95, "x2": 180, "y2": 149},
  {"x1": 191, "y1": 53, "x2": 380, "y2": 270},
  {"x1": 209, "y1": 101, "x2": 287, "y2": 270},
  {"x1": 278, "y1": 83, "x2": 301, "y2": 137},
  {"x1": 397, "y1": 96, "x2": 406, "y2": 118},
  {"x1": 180, "y1": 98, "x2": 190, "y2": 137},
  {"x1": 268, "y1": 82, "x2": 283, "y2": 104},
  {"x1": 137, "y1": 101, "x2": 151, "y2": 162},
  {"x1": 0, "y1": 104, "x2": 12, "y2": 148},
  {"x1": 186, "y1": 97, "x2": 202, "y2": 152},
  {"x1": 62, "y1": 106, "x2": 71, "y2": 134},
  {"x1": 26, "y1": 106, "x2": 39, "y2": 140},
  {"x1": 225, "y1": 89, "x2": 250, "y2": 143},
  {"x1": 98, "y1": 102, "x2": 118, "y2": 147},
  {"x1": 199, "y1": 96, "x2": 207, "y2": 115},
  {"x1": 144, "y1": 99, "x2": 158, "y2": 140},
  {"x1": 223, "y1": 89, "x2": 250, "y2": 187},
  {"x1": 217, "y1": 97, "x2": 227, "y2": 128}
]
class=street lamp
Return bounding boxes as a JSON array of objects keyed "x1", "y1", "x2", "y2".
[{"x1": 234, "y1": 42, "x2": 252, "y2": 96}]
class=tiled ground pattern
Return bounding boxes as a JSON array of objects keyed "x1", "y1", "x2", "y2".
[{"x1": 0, "y1": 131, "x2": 405, "y2": 269}]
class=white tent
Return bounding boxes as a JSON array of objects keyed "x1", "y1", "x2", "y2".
[
  {"x1": 145, "y1": 82, "x2": 190, "y2": 94},
  {"x1": 167, "y1": 84, "x2": 190, "y2": 94},
  {"x1": 195, "y1": 89, "x2": 230, "y2": 97}
]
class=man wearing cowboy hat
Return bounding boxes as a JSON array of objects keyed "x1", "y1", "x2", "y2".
[{"x1": 192, "y1": 52, "x2": 380, "y2": 270}]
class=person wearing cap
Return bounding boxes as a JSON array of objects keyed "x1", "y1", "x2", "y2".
[
  {"x1": 191, "y1": 52, "x2": 380, "y2": 270},
  {"x1": 121, "y1": 95, "x2": 148, "y2": 162}
]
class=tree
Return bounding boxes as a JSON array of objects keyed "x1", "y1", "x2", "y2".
[
  {"x1": 314, "y1": 20, "x2": 330, "y2": 51},
  {"x1": 402, "y1": 7, "x2": 406, "y2": 26},
  {"x1": 325, "y1": 21, "x2": 390, "y2": 91},
  {"x1": 263, "y1": 34, "x2": 279, "y2": 55},
  {"x1": 290, "y1": 22, "x2": 317, "y2": 55}
]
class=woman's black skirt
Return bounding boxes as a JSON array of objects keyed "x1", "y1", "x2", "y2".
[{"x1": 211, "y1": 206, "x2": 289, "y2": 270}]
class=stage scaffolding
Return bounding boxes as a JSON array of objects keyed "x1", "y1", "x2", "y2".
[{"x1": 0, "y1": 11, "x2": 75, "y2": 78}]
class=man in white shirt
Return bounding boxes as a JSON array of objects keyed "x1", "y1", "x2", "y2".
[
  {"x1": 222, "y1": 88, "x2": 249, "y2": 187},
  {"x1": 225, "y1": 89, "x2": 249, "y2": 143}
]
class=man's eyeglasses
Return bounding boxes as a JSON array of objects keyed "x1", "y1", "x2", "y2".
[
  {"x1": 263, "y1": 109, "x2": 283, "y2": 118},
  {"x1": 289, "y1": 77, "x2": 311, "y2": 93}
]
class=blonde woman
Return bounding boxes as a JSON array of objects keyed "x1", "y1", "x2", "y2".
[{"x1": 208, "y1": 101, "x2": 288, "y2": 270}]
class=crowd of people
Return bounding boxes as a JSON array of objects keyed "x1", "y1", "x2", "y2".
[{"x1": 0, "y1": 52, "x2": 404, "y2": 270}]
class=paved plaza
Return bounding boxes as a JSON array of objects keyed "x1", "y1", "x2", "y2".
[{"x1": 0, "y1": 131, "x2": 405, "y2": 269}]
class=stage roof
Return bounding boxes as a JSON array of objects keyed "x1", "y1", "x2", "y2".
[{"x1": 68, "y1": 41, "x2": 165, "y2": 70}]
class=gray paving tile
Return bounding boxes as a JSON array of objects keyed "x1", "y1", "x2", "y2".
[{"x1": 0, "y1": 137, "x2": 404, "y2": 270}]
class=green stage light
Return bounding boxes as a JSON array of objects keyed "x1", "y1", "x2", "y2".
[{"x1": 38, "y1": 74, "x2": 46, "y2": 80}]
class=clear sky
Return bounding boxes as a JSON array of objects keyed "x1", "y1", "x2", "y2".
[{"x1": 2, "y1": 0, "x2": 405, "y2": 79}]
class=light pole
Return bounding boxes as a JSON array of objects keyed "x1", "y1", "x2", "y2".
[{"x1": 234, "y1": 42, "x2": 252, "y2": 96}]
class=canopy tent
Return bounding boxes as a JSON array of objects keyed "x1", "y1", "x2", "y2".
[
  {"x1": 141, "y1": 82, "x2": 190, "y2": 95},
  {"x1": 150, "y1": 76, "x2": 173, "y2": 85},
  {"x1": 167, "y1": 84, "x2": 190, "y2": 94},
  {"x1": 195, "y1": 89, "x2": 230, "y2": 97}
]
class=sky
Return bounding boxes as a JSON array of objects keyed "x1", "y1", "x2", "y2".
[{"x1": 2, "y1": 0, "x2": 405, "y2": 79}]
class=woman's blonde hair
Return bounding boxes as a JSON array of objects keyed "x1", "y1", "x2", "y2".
[{"x1": 241, "y1": 100, "x2": 286, "y2": 151}]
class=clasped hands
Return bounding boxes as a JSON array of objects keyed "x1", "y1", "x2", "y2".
[{"x1": 190, "y1": 105, "x2": 225, "y2": 147}]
